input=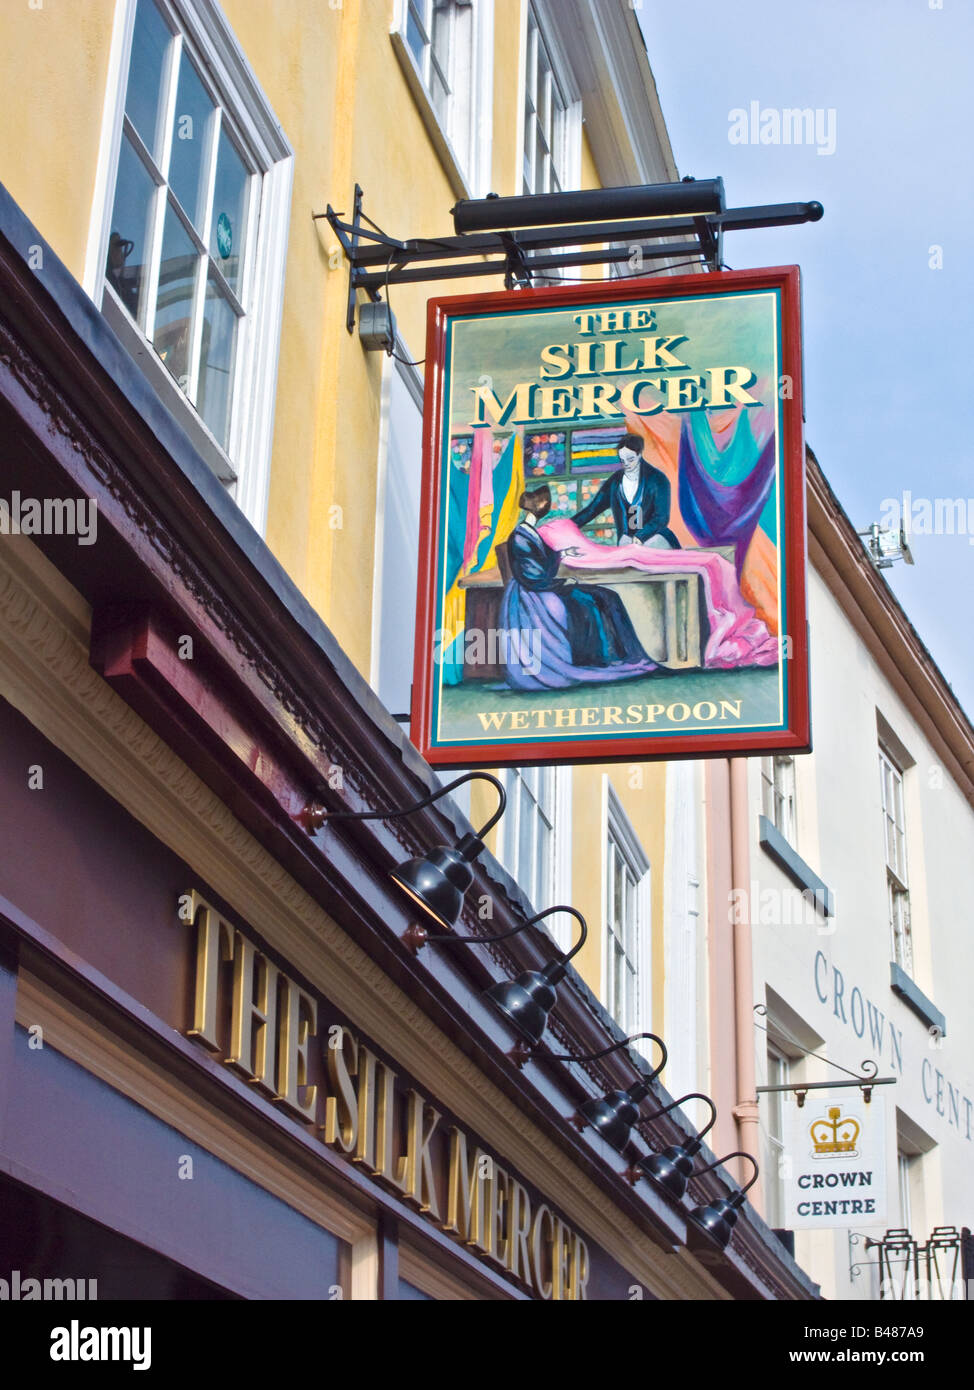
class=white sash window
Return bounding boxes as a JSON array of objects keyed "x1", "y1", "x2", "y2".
[{"x1": 86, "y1": 0, "x2": 292, "y2": 530}]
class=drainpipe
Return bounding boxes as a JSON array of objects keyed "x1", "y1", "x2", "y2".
[{"x1": 729, "y1": 756, "x2": 763, "y2": 1206}]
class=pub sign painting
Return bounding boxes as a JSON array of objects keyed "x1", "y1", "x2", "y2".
[{"x1": 411, "y1": 268, "x2": 809, "y2": 767}]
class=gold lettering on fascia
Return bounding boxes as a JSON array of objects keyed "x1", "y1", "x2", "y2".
[{"x1": 180, "y1": 890, "x2": 591, "y2": 1299}]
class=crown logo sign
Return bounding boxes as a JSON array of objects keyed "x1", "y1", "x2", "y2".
[{"x1": 810, "y1": 1106, "x2": 860, "y2": 1158}]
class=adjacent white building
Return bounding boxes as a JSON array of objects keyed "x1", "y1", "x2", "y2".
[{"x1": 739, "y1": 452, "x2": 974, "y2": 1300}]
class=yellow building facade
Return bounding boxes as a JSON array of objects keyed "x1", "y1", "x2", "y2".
[{"x1": 0, "y1": 0, "x2": 697, "y2": 1080}]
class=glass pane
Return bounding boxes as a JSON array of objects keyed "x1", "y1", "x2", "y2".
[
  {"x1": 898, "y1": 1154, "x2": 911, "y2": 1229},
  {"x1": 899, "y1": 895, "x2": 913, "y2": 971},
  {"x1": 536, "y1": 129, "x2": 548, "y2": 193},
  {"x1": 536, "y1": 819, "x2": 550, "y2": 902},
  {"x1": 429, "y1": 61, "x2": 449, "y2": 122},
  {"x1": 523, "y1": 103, "x2": 534, "y2": 190},
  {"x1": 518, "y1": 789, "x2": 534, "y2": 896},
  {"x1": 432, "y1": 1, "x2": 452, "y2": 69},
  {"x1": 540, "y1": 67, "x2": 553, "y2": 141},
  {"x1": 168, "y1": 55, "x2": 216, "y2": 229},
  {"x1": 125, "y1": 0, "x2": 172, "y2": 157},
  {"x1": 613, "y1": 846, "x2": 624, "y2": 932},
  {"x1": 406, "y1": 1, "x2": 426, "y2": 64},
  {"x1": 767, "y1": 1053, "x2": 784, "y2": 1141},
  {"x1": 197, "y1": 271, "x2": 239, "y2": 447},
  {"x1": 106, "y1": 134, "x2": 157, "y2": 325},
  {"x1": 153, "y1": 201, "x2": 199, "y2": 392},
  {"x1": 209, "y1": 127, "x2": 250, "y2": 295},
  {"x1": 611, "y1": 940, "x2": 623, "y2": 1020},
  {"x1": 525, "y1": 20, "x2": 537, "y2": 104}
]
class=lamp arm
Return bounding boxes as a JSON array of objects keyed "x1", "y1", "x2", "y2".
[
  {"x1": 301, "y1": 771, "x2": 506, "y2": 840},
  {"x1": 693, "y1": 1150, "x2": 760, "y2": 1194},
  {"x1": 405, "y1": 903, "x2": 589, "y2": 959},
  {"x1": 552, "y1": 1031, "x2": 666, "y2": 1071},
  {"x1": 535, "y1": 905, "x2": 587, "y2": 964},
  {"x1": 639, "y1": 1092, "x2": 717, "y2": 1141},
  {"x1": 421, "y1": 921, "x2": 541, "y2": 946}
]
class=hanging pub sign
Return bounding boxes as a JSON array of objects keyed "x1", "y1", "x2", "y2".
[
  {"x1": 410, "y1": 267, "x2": 809, "y2": 767},
  {"x1": 782, "y1": 1091, "x2": 888, "y2": 1231}
]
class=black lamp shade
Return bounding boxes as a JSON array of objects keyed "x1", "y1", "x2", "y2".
[
  {"x1": 578, "y1": 1086, "x2": 646, "y2": 1153},
  {"x1": 484, "y1": 968, "x2": 560, "y2": 1046},
  {"x1": 390, "y1": 845, "x2": 474, "y2": 930},
  {"x1": 638, "y1": 1142, "x2": 700, "y2": 1200},
  {"x1": 687, "y1": 1195, "x2": 744, "y2": 1252}
]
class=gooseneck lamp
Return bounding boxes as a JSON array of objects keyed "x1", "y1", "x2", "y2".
[
  {"x1": 405, "y1": 922, "x2": 670, "y2": 1084},
  {"x1": 571, "y1": 1035, "x2": 668, "y2": 1152},
  {"x1": 299, "y1": 773, "x2": 506, "y2": 930},
  {"x1": 475, "y1": 906, "x2": 588, "y2": 1048},
  {"x1": 686, "y1": 1152, "x2": 760, "y2": 1253},
  {"x1": 629, "y1": 1093, "x2": 718, "y2": 1198}
]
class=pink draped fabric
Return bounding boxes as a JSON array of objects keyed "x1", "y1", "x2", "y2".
[
  {"x1": 537, "y1": 517, "x2": 779, "y2": 670},
  {"x1": 463, "y1": 427, "x2": 494, "y2": 566}
]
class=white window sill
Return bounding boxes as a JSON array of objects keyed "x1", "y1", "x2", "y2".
[
  {"x1": 390, "y1": 30, "x2": 473, "y2": 202},
  {"x1": 101, "y1": 282, "x2": 237, "y2": 486}
]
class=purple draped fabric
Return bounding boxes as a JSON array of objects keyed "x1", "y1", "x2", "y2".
[
  {"x1": 677, "y1": 416, "x2": 776, "y2": 576},
  {"x1": 498, "y1": 582, "x2": 658, "y2": 691},
  {"x1": 497, "y1": 522, "x2": 657, "y2": 691}
]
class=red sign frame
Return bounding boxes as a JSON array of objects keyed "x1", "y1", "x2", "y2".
[{"x1": 410, "y1": 266, "x2": 809, "y2": 768}]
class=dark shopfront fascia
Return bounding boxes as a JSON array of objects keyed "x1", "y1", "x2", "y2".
[{"x1": 0, "y1": 184, "x2": 817, "y2": 1302}]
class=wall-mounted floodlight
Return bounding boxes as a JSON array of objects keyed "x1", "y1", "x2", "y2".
[
  {"x1": 858, "y1": 522, "x2": 915, "y2": 571},
  {"x1": 571, "y1": 1035, "x2": 669, "y2": 1152},
  {"x1": 627, "y1": 1093, "x2": 719, "y2": 1198},
  {"x1": 451, "y1": 178, "x2": 725, "y2": 234},
  {"x1": 299, "y1": 772, "x2": 506, "y2": 930},
  {"x1": 686, "y1": 1152, "x2": 761, "y2": 1253}
]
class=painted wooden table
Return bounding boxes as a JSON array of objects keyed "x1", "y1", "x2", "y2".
[{"x1": 457, "y1": 553, "x2": 733, "y2": 678}]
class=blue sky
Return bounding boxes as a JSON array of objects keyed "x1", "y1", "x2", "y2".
[{"x1": 637, "y1": 0, "x2": 974, "y2": 715}]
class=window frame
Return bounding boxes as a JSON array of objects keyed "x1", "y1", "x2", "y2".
[
  {"x1": 761, "y1": 753, "x2": 797, "y2": 845},
  {"x1": 879, "y1": 744, "x2": 913, "y2": 975},
  {"x1": 519, "y1": 1, "x2": 582, "y2": 285},
  {"x1": 370, "y1": 342, "x2": 426, "y2": 719},
  {"x1": 601, "y1": 779, "x2": 652, "y2": 1055},
  {"x1": 84, "y1": 0, "x2": 293, "y2": 532},
  {"x1": 661, "y1": 758, "x2": 702, "y2": 1103},
  {"x1": 896, "y1": 1148, "x2": 914, "y2": 1233},
  {"x1": 522, "y1": 2, "x2": 578, "y2": 197},
  {"x1": 496, "y1": 764, "x2": 572, "y2": 943},
  {"x1": 391, "y1": 0, "x2": 494, "y2": 199},
  {"x1": 763, "y1": 1042, "x2": 790, "y2": 1230},
  {"x1": 404, "y1": 0, "x2": 461, "y2": 125}
]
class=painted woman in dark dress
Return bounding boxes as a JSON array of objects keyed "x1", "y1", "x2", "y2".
[{"x1": 498, "y1": 485, "x2": 657, "y2": 692}]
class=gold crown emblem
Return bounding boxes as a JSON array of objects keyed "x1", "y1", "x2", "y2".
[{"x1": 810, "y1": 1106, "x2": 860, "y2": 1156}]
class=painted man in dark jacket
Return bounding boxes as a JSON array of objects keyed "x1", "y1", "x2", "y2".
[{"x1": 573, "y1": 432, "x2": 680, "y2": 548}]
